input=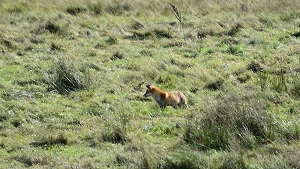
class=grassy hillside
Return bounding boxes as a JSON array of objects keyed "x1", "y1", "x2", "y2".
[{"x1": 0, "y1": 0, "x2": 300, "y2": 168}]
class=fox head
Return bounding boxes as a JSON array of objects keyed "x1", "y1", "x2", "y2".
[{"x1": 143, "y1": 84, "x2": 152, "y2": 97}]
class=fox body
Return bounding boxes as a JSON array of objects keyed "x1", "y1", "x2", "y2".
[{"x1": 143, "y1": 84, "x2": 188, "y2": 109}]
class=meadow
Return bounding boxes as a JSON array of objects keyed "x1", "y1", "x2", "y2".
[{"x1": 0, "y1": 0, "x2": 300, "y2": 168}]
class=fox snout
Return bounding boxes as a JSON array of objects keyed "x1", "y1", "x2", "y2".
[
  {"x1": 144, "y1": 93, "x2": 151, "y2": 97},
  {"x1": 144, "y1": 84, "x2": 151, "y2": 97}
]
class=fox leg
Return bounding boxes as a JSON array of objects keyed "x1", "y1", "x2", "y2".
[{"x1": 160, "y1": 105, "x2": 165, "y2": 110}]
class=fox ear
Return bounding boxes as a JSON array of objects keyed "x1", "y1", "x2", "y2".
[{"x1": 146, "y1": 84, "x2": 150, "y2": 88}]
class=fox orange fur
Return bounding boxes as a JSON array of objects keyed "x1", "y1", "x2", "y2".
[{"x1": 143, "y1": 84, "x2": 188, "y2": 110}]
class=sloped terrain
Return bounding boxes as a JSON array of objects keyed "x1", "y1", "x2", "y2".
[{"x1": 0, "y1": 0, "x2": 300, "y2": 168}]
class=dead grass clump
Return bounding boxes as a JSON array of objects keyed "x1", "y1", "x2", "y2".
[
  {"x1": 106, "y1": 36, "x2": 118, "y2": 45},
  {"x1": 33, "y1": 22, "x2": 62, "y2": 35},
  {"x1": 130, "y1": 29, "x2": 172, "y2": 40},
  {"x1": 219, "y1": 154, "x2": 247, "y2": 169},
  {"x1": 259, "y1": 17, "x2": 275, "y2": 28},
  {"x1": 131, "y1": 31, "x2": 153, "y2": 40},
  {"x1": 30, "y1": 133, "x2": 68, "y2": 148},
  {"x1": 66, "y1": 6, "x2": 88, "y2": 15},
  {"x1": 226, "y1": 45, "x2": 244, "y2": 56},
  {"x1": 46, "y1": 57, "x2": 91, "y2": 95},
  {"x1": 292, "y1": 31, "x2": 300, "y2": 38},
  {"x1": 114, "y1": 154, "x2": 133, "y2": 167},
  {"x1": 11, "y1": 119, "x2": 22, "y2": 127},
  {"x1": 50, "y1": 42, "x2": 63, "y2": 51},
  {"x1": 247, "y1": 61, "x2": 264, "y2": 73},
  {"x1": 86, "y1": 127, "x2": 128, "y2": 146},
  {"x1": 227, "y1": 23, "x2": 243, "y2": 36},
  {"x1": 160, "y1": 157, "x2": 198, "y2": 169},
  {"x1": 130, "y1": 19, "x2": 146, "y2": 30},
  {"x1": 1, "y1": 39, "x2": 14, "y2": 49},
  {"x1": 290, "y1": 74, "x2": 300, "y2": 98},
  {"x1": 183, "y1": 49, "x2": 198, "y2": 58},
  {"x1": 84, "y1": 124, "x2": 128, "y2": 146},
  {"x1": 140, "y1": 50, "x2": 153, "y2": 57},
  {"x1": 102, "y1": 127, "x2": 128, "y2": 145},
  {"x1": 105, "y1": 2, "x2": 132, "y2": 16},
  {"x1": 197, "y1": 29, "x2": 219, "y2": 38},
  {"x1": 204, "y1": 78, "x2": 224, "y2": 91},
  {"x1": 87, "y1": 2, "x2": 104, "y2": 15},
  {"x1": 170, "y1": 59, "x2": 192, "y2": 69},
  {"x1": 164, "y1": 41, "x2": 186, "y2": 48},
  {"x1": 237, "y1": 73, "x2": 251, "y2": 83},
  {"x1": 0, "y1": 111, "x2": 9, "y2": 123},
  {"x1": 221, "y1": 37, "x2": 240, "y2": 45},
  {"x1": 11, "y1": 153, "x2": 53, "y2": 167},
  {"x1": 111, "y1": 52, "x2": 124, "y2": 60},
  {"x1": 184, "y1": 91, "x2": 274, "y2": 151},
  {"x1": 43, "y1": 22, "x2": 61, "y2": 34},
  {"x1": 282, "y1": 146, "x2": 300, "y2": 169},
  {"x1": 153, "y1": 29, "x2": 173, "y2": 39},
  {"x1": 6, "y1": 6, "x2": 23, "y2": 14}
]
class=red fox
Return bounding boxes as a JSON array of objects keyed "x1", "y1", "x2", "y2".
[{"x1": 143, "y1": 84, "x2": 188, "y2": 110}]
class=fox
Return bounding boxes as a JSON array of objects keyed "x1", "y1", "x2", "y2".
[{"x1": 143, "y1": 84, "x2": 188, "y2": 110}]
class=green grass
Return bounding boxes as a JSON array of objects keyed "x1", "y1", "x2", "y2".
[{"x1": 0, "y1": 0, "x2": 300, "y2": 168}]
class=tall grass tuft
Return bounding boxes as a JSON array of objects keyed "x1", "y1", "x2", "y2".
[
  {"x1": 290, "y1": 73, "x2": 300, "y2": 98},
  {"x1": 219, "y1": 154, "x2": 247, "y2": 169},
  {"x1": 184, "y1": 90, "x2": 275, "y2": 151},
  {"x1": 45, "y1": 57, "x2": 91, "y2": 95},
  {"x1": 169, "y1": 3, "x2": 182, "y2": 23},
  {"x1": 102, "y1": 127, "x2": 128, "y2": 145}
]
